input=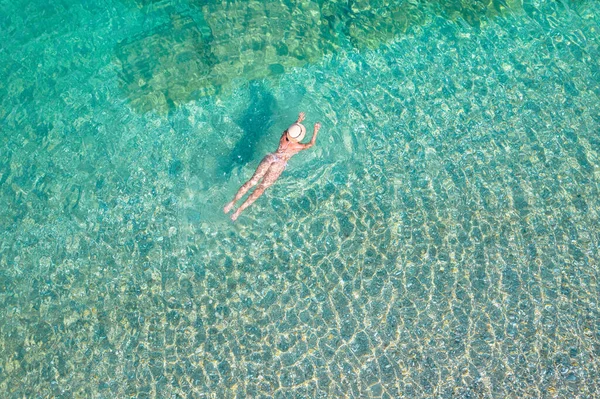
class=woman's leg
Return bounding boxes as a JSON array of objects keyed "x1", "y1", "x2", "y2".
[
  {"x1": 224, "y1": 155, "x2": 273, "y2": 213},
  {"x1": 231, "y1": 164, "x2": 285, "y2": 221}
]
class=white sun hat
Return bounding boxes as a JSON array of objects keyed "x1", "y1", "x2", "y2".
[{"x1": 286, "y1": 123, "x2": 306, "y2": 142}]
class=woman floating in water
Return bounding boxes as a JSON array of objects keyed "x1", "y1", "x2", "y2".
[{"x1": 224, "y1": 112, "x2": 321, "y2": 221}]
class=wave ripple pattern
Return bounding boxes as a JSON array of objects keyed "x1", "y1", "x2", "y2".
[{"x1": 0, "y1": 0, "x2": 599, "y2": 398}]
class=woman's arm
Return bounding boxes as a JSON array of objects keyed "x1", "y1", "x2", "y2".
[{"x1": 300, "y1": 122, "x2": 321, "y2": 150}]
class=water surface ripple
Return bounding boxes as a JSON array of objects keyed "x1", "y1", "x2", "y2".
[{"x1": 1, "y1": 0, "x2": 599, "y2": 398}]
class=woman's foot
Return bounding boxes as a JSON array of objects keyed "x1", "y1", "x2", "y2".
[
  {"x1": 231, "y1": 210, "x2": 240, "y2": 222},
  {"x1": 223, "y1": 201, "x2": 234, "y2": 214}
]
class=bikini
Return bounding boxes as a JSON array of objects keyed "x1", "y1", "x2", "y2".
[
  {"x1": 269, "y1": 152, "x2": 288, "y2": 169},
  {"x1": 268, "y1": 135, "x2": 299, "y2": 169}
]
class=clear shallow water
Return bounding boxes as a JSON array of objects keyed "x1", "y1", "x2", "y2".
[{"x1": 1, "y1": 0, "x2": 599, "y2": 397}]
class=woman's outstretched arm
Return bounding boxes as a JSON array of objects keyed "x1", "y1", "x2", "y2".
[{"x1": 299, "y1": 122, "x2": 321, "y2": 150}]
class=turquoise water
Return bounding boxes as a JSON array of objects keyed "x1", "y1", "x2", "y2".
[{"x1": 1, "y1": 0, "x2": 599, "y2": 397}]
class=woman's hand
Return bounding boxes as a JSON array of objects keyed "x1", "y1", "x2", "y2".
[{"x1": 297, "y1": 112, "x2": 306, "y2": 123}]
